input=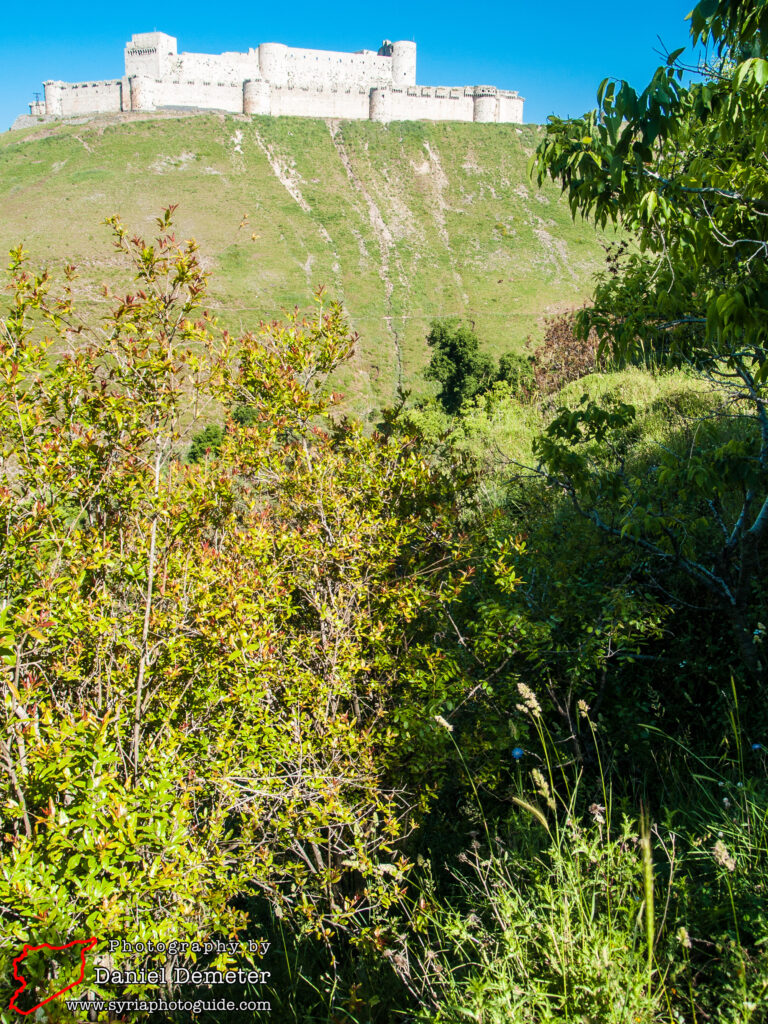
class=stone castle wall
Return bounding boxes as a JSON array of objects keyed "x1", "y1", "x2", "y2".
[{"x1": 23, "y1": 32, "x2": 523, "y2": 126}]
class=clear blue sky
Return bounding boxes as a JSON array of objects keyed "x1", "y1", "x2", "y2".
[{"x1": 1, "y1": 1, "x2": 701, "y2": 131}]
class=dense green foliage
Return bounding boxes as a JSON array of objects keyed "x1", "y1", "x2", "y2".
[
  {"x1": 425, "y1": 318, "x2": 498, "y2": 413},
  {"x1": 3, "y1": 3, "x2": 768, "y2": 1019},
  {"x1": 2, "y1": 214, "x2": 768, "y2": 1023},
  {"x1": 424, "y1": 318, "x2": 538, "y2": 414},
  {"x1": 0, "y1": 213, "x2": 474, "y2": 1019},
  {"x1": 532, "y1": 0, "x2": 768, "y2": 682}
]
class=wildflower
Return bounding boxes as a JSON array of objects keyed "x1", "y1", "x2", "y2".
[
  {"x1": 515, "y1": 682, "x2": 542, "y2": 718},
  {"x1": 511, "y1": 746, "x2": 524, "y2": 760},
  {"x1": 712, "y1": 839, "x2": 736, "y2": 872},
  {"x1": 589, "y1": 802, "x2": 606, "y2": 824},
  {"x1": 752, "y1": 743, "x2": 762, "y2": 751},
  {"x1": 723, "y1": 797, "x2": 731, "y2": 810},
  {"x1": 434, "y1": 714, "x2": 453, "y2": 733},
  {"x1": 577, "y1": 699, "x2": 590, "y2": 719},
  {"x1": 677, "y1": 926, "x2": 692, "y2": 949}
]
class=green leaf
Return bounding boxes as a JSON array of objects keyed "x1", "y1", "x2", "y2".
[{"x1": 695, "y1": 0, "x2": 718, "y2": 17}]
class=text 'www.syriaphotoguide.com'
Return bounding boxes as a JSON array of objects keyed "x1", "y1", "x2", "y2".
[{"x1": 64, "y1": 997, "x2": 271, "y2": 1014}]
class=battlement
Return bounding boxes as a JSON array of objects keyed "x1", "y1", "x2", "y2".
[{"x1": 22, "y1": 32, "x2": 524, "y2": 126}]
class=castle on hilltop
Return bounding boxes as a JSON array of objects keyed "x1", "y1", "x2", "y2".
[{"x1": 21, "y1": 32, "x2": 524, "y2": 126}]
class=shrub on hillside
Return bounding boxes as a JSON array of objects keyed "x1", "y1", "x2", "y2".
[
  {"x1": 0, "y1": 212, "x2": 474, "y2": 1014},
  {"x1": 531, "y1": 310, "x2": 604, "y2": 394}
]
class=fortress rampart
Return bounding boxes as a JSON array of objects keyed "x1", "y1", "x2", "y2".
[{"x1": 20, "y1": 32, "x2": 524, "y2": 126}]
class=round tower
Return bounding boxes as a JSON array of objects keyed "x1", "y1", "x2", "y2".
[
  {"x1": 44, "y1": 81, "x2": 63, "y2": 117},
  {"x1": 129, "y1": 76, "x2": 156, "y2": 112},
  {"x1": 369, "y1": 87, "x2": 393, "y2": 123},
  {"x1": 258, "y1": 43, "x2": 289, "y2": 87},
  {"x1": 473, "y1": 86, "x2": 498, "y2": 123},
  {"x1": 390, "y1": 41, "x2": 416, "y2": 87},
  {"x1": 243, "y1": 79, "x2": 271, "y2": 115}
]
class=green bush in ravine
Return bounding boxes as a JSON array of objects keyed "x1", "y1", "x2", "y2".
[{"x1": 425, "y1": 318, "x2": 499, "y2": 414}]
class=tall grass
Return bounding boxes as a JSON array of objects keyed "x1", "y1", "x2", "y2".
[{"x1": 394, "y1": 688, "x2": 768, "y2": 1024}]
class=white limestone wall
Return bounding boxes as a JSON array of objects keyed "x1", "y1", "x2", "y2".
[
  {"x1": 169, "y1": 50, "x2": 260, "y2": 82},
  {"x1": 260, "y1": 44, "x2": 394, "y2": 90},
  {"x1": 40, "y1": 76, "x2": 524, "y2": 122},
  {"x1": 153, "y1": 78, "x2": 244, "y2": 111},
  {"x1": 46, "y1": 80, "x2": 123, "y2": 116},
  {"x1": 270, "y1": 85, "x2": 369, "y2": 119},
  {"x1": 28, "y1": 33, "x2": 525, "y2": 124},
  {"x1": 498, "y1": 93, "x2": 524, "y2": 123},
  {"x1": 371, "y1": 86, "x2": 523, "y2": 123},
  {"x1": 387, "y1": 87, "x2": 475, "y2": 122}
]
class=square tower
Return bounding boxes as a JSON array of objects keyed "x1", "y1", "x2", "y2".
[{"x1": 124, "y1": 32, "x2": 178, "y2": 78}]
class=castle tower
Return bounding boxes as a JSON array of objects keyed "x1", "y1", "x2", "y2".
[
  {"x1": 390, "y1": 41, "x2": 416, "y2": 86},
  {"x1": 472, "y1": 86, "x2": 498, "y2": 123},
  {"x1": 44, "y1": 81, "x2": 63, "y2": 116},
  {"x1": 369, "y1": 87, "x2": 392, "y2": 123},
  {"x1": 129, "y1": 76, "x2": 156, "y2": 112},
  {"x1": 124, "y1": 32, "x2": 178, "y2": 79},
  {"x1": 258, "y1": 43, "x2": 289, "y2": 87},
  {"x1": 243, "y1": 79, "x2": 271, "y2": 115}
]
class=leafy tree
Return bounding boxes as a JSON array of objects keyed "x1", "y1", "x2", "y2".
[
  {"x1": 532, "y1": 0, "x2": 768, "y2": 679},
  {"x1": 425, "y1": 319, "x2": 497, "y2": 414},
  {"x1": 534, "y1": 0, "x2": 768, "y2": 365}
]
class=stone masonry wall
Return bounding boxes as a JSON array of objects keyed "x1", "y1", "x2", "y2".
[
  {"x1": 27, "y1": 32, "x2": 524, "y2": 125},
  {"x1": 264, "y1": 47, "x2": 394, "y2": 90},
  {"x1": 270, "y1": 85, "x2": 370, "y2": 119},
  {"x1": 44, "y1": 80, "x2": 124, "y2": 116}
]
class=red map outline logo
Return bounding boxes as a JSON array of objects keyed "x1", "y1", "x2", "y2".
[{"x1": 10, "y1": 938, "x2": 97, "y2": 1015}]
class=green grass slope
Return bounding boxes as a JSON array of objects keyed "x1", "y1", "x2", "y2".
[{"x1": 0, "y1": 111, "x2": 610, "y2": 415}]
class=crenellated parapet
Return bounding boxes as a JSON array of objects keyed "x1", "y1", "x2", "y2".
[{"x1": 22, "y1": 31, "x2": 524, "y2": 127}]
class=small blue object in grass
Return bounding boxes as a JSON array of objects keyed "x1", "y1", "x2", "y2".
[
  {"x1": 752, "y1": 743, "x2": 763, "y2": 751},
  {"x1": 512, "y1": 747, "x2": 524, "y2": 760}
]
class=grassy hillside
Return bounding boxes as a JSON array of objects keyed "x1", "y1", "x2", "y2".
[{"x1": 0, "y1": 111, "x2": 610, "y2": 414}]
